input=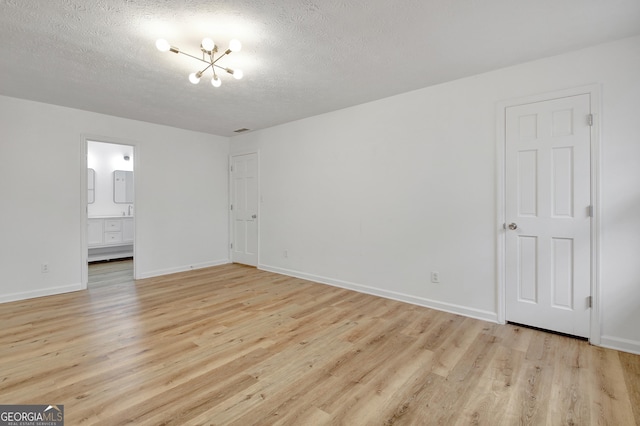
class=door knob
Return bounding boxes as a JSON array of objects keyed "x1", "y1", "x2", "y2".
[
  {"x1": 508, "y1": 223, "x2": 518, "y2": 230},
  {"x1": 251, "y1": 214, "x2": 257, "y2": 219}
]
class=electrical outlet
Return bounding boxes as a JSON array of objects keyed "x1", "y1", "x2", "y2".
[
  {"x1": 41, "y1": 263, "x2": 49, "y2": 273},
  {"x1": 283, "y1": 250, "x2": 289, "y2": 258},
  {"x1": 431, "y1": 271, "x2": 440, "y2": 283}
]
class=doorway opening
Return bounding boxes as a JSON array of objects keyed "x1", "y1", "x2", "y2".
[{"x1": 85, "y1": 140, "x2": 136, "y2": 288}]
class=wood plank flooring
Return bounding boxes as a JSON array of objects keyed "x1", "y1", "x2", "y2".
[{"x1": 1, "y1": 263, "x2": 638, "y2": 425}]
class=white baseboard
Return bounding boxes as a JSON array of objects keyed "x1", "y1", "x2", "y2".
[
  {"x1": 136, "y1": 259, "x2": 230, "y2": 279},
  {"x1": 599, "y1": 335, "x2": 640, "y2": 355},
  {"x1": 0, "y1": 283, "x2": 83, "y2": 304},
  {"x1": 259, "y1": 264, "x2": 498, "y2": 323}
]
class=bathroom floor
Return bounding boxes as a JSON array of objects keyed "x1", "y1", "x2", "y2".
[{"x1": 88, "y1": 258, "x2": 133, "y2": 288}]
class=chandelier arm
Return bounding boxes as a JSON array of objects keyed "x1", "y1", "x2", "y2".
[
  {"x1": 178, "y1": 50, "x2": 210, "y2": 65},
  {"x1": 199, "y1": 63, "x2": 214, "y2": 74},
  {"x1": 212, "y1": 51, "x2": 230, "y2": 65}
]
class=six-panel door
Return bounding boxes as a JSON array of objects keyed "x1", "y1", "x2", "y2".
[{"x1": 505, "y1": 94, "x2": 592, "y2": 337}]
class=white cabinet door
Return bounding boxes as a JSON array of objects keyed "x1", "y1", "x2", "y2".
[
  {"x1": 88, "y1": 219, "x2": 104, "y2": 246},
  {"x1": 123, "y1": 218, "x2": 134, "y2": 243}
]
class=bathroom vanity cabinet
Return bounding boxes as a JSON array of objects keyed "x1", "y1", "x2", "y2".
[{"x1": 88, "y1": 216, "x2": 134, "y2": 262}]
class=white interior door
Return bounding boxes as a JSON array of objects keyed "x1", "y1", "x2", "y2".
[
  {"x1": 505, "y1": 94, "x2": 592, "y2": 337},
  {"x1": 231, "y1": 153, "x2": 258, "y2": 266}
]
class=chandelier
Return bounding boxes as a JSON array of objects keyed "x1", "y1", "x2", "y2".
[{"x1": 155, "y1": 37, "x2": 243, "y2": 88}]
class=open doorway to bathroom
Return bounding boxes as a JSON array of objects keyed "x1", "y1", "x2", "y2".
[{"x1": 86, "y1": 140, "x2": 135, "y2": 288}]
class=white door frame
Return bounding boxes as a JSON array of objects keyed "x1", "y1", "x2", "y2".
[
  {"x1": 80, "y1": 134, "x2": 139, "y2": 289},
  {"x1": 229, "y1": 151, "x2": 260, "y2": 266},
  {"x1": 496, "y1": 85, "x2": 601, "y2": 344}
]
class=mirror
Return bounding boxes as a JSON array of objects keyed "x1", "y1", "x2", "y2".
[
  {"x1": 88, "y1": 168, "x2": 95, "y2": 204},
  {"x1": 114, "y1": 170, "x2": 134, "y2": 203}
]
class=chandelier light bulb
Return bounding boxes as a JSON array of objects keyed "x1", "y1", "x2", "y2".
[
  {"x1": 156, "y1": 39, "x2": 170, "y2": 52},
  {"x1": 211, "y1": 76, "x2": 222, "y2": 87},
  {"x1": 201, "y1": 37, "x2": 215, "y2": 52},
  {"x1": 228, "y1": 39, "x2": 242, "y2": 52},
  {"x1": 233, "y1": 69, "x2": 244, "y2": 80},
  {"x1": 189, "y1": 72, "x2": 201, "y2": 84}
]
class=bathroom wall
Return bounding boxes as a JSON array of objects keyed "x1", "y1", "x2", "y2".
[{"x1": 88, "y1": 140, "x2": 134, "y2": 217}]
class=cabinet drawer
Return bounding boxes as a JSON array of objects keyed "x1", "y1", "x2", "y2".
[
  {"x1": 104, "y1": 232, "x2": 122, "y2": 243},
  {"x1": 105, "y1": 220, "x2": 122, "y2": 231}
]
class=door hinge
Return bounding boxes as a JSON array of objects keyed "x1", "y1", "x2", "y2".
[
  {"x1": 587, "y1": 114, "x2": 593, "y2": 126},
  {"x1": 230, "y1": 165, "x2": 234, "y2": 172},
  {"x1": 587, "y1": 296, "x2": 592, "y2": 308},
  {"x1": 588, "y1": 205, "x2": 594, "y2": 217},
  {"x1": 230, "y1": 243, "x2": 233, "y2": 249},
  {"x1": 230, "y1": 204, "x2": 233, "y2": 211}
]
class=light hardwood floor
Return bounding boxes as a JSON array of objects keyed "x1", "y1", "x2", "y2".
[{"x1": 1, "y1": 264, "x2": 638, "y2": 425}]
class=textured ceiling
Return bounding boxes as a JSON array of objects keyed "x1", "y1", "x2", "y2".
[{"x1": 1, "y1": 0, "x2": 639, "y2": 137}]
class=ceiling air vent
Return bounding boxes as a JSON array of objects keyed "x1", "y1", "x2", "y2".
[{"x1": 234, "y1": 128, "x2": 251, "y2": 133}]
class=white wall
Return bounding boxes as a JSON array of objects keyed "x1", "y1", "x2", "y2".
[
  {"x1": 231, "y1": 35, "x2": 640, "y2": 354},
  {"x1": 88, "y1": 140, "x2": 135, "y2": 217},
  {"x1": 0, "y1": 96, "x2": 230, "y2": 302}
]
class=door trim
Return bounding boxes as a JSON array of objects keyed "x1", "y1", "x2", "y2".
[
  {"x1": 495, "y1": 85, "x2": 601, "y2": 344},
  {"x1": 229, "y1": 151, "x2": 260, "y2": 266}
]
